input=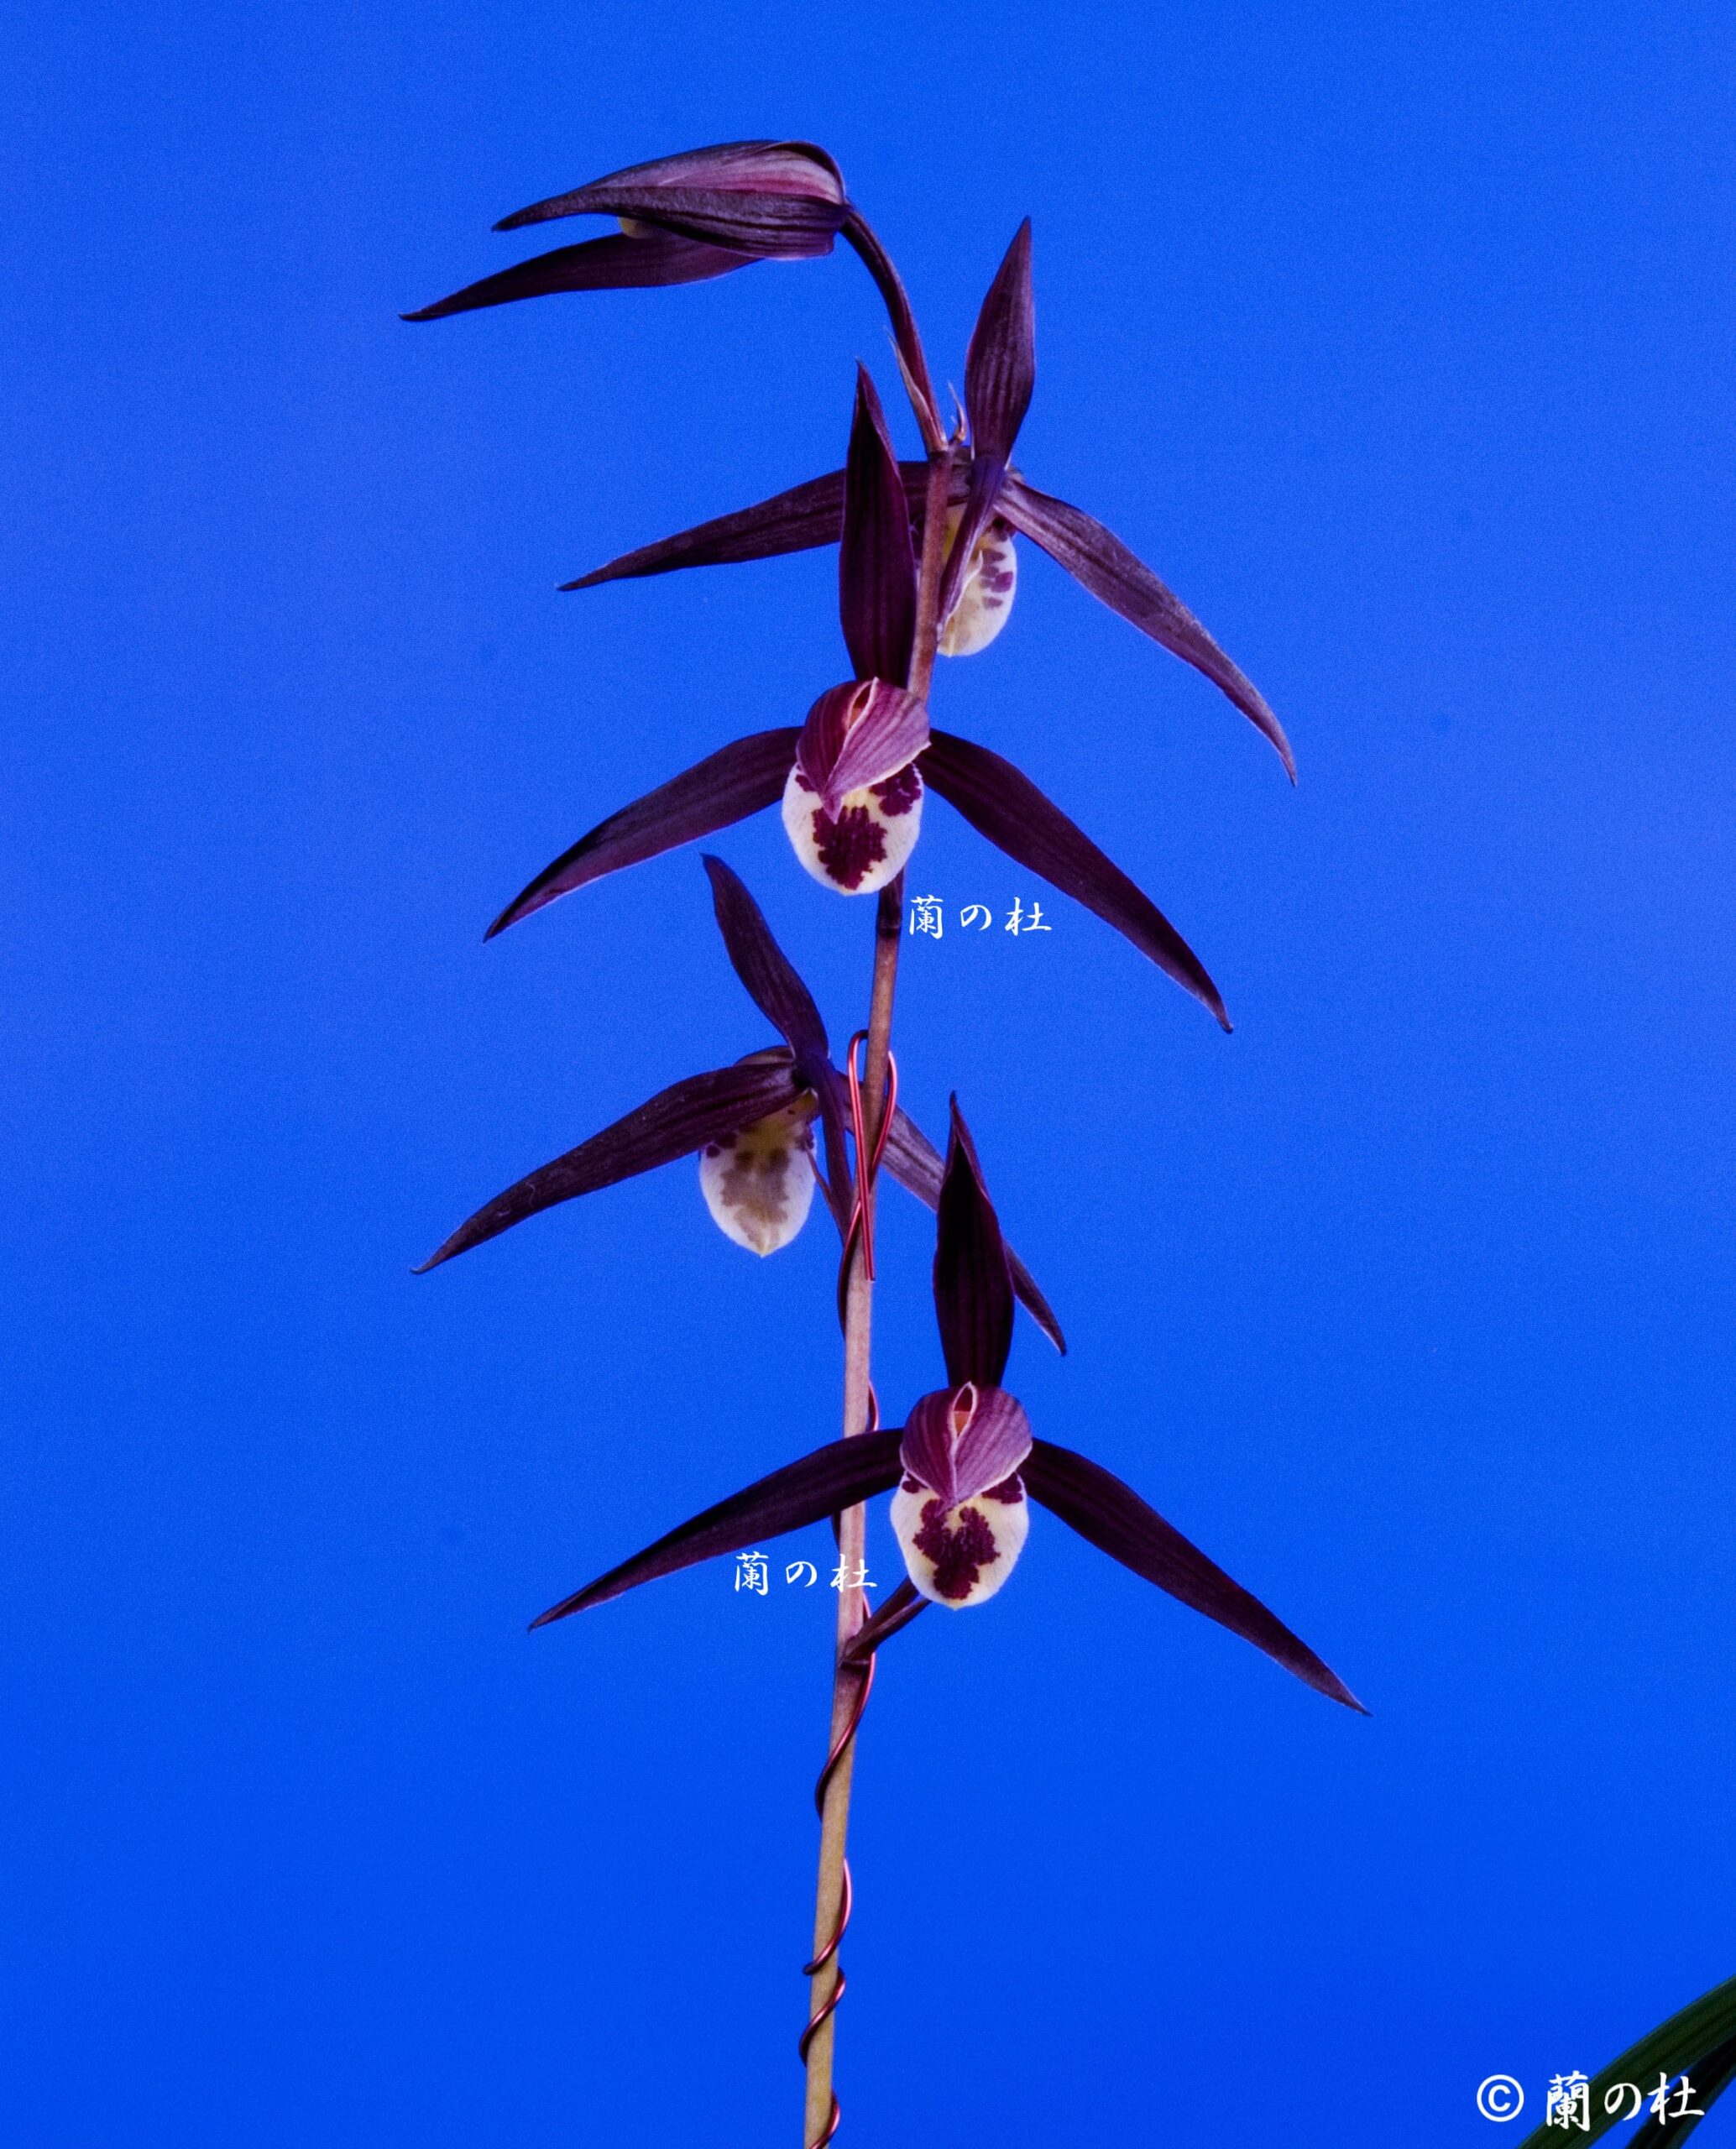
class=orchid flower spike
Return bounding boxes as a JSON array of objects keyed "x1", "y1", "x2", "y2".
[
  {"x1": 403, "y1": 141, "x2": 850, "y2": 319},
  {"x1": 480, "y1": 361, "x2": 1231, "y2": 1022},
  {"x1": 416, "y1": 860, "x2": 1066, "y2": 1349},
  {"x1": 530, "y1": 1097, "x2": 1362, "y2": 1714},
  {"x1": 561, "y1": 221, "x2": 1294, "y2": 778}
]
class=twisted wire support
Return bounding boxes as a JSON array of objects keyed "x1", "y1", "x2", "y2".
[
  {"x1": 800, "y1": 1372, "x2": 882, "y2": 2147},
  {"x1": 840, "y1": 1033, "x2": 898, "y2": 1283},
  {"x1": 798, "y1": 1650, "x2": 876, "y2": 2147}
]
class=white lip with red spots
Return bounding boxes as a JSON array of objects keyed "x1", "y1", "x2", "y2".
[
  {"x1": 698, "y1": 1095, "x2": 818, "y2": 1253},
  {"x1": 782, "y1": 676, "x2": 929, "y2": 894},
  {"x1": 891, "y1": 1382, "x2": 1034, "y2": 1607}
]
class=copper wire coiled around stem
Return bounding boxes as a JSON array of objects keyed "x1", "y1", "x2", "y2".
[
  {"x1": 800, "y1": 1371, "x2": 883, "y2": 2147},
  {"x1": 840, "y1": 1032, "x2": 897, "y2": 1283},
  {"x1": 799, "y1": 1651, "x2": 876, "y2": 2146}
]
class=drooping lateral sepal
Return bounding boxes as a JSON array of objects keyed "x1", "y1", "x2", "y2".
[
  {"x1": 531, "y1": 1426, "x2": 905, "y2": 1626},
  {"x1": 488, "y1": 729, "x2": 799, "y2": 938},
  {"x1": 416, "y1": 1054, "x2": 803, "y2": 1269},
  {"x1": 839, "y1": 367, "x2": 918, "y2": 686},
  {"x1": 404, "y1": 231, "x2": 754, "y2": 322},
  {"x1": 881, "y1": 1108, "x2": 1065, "y2": 1353},
  {"x1": 1021, "y1": 1440, "x2": 1365, "y2": 1710},
  {"x1": 933, "y1": 1099, "x2": 1016, "y2": 1390},
  {"x1": 996, "y1": 478, "x2": 1294, "y2": 779},
  {"x1": 495, "y1": 140, "x2": 849, "y2": 259},
  {"x1": 921, "y1": 730, "x2": 1230, "y2": 1028}
]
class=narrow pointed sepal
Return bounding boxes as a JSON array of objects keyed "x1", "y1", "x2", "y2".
[
  {"x1": 530, "y1": 1426, "x2": 905, "y2": 1626},
  {"x1": 996, "y1": 478, "x2": 1295, "y2": 779},
  {"x1": 881, "y1": 1108, "x2": 1065, "y2": 1353},
  {"x1": 701, "y1": 855, "x2": 829, "y2": 1063},
  {"x1": 562, "y1": 462, "x2": 968, "y2": 592},
  {"x1": 935, "y1": 222, "x2": 1035, "y2": 628},
  {"x1": 839, "y1": 366, "x2": 918, "y2": 685},
  {"x1": 1021, "y1": 1441, "x2": 1365, "y2": 1710},
  {"x1": 921, "y1": 730, "x2": 1230, "y2": 1027},
  {"x1": 933, "y1": 1099, "x2": 1016, "y2": 1390},
  {"x1": 496, "y1": 140, "x2": 849, "y2": 258},
  {"x1": 403, "y1": 231, "x2": 754, "y2": 321},
  {"x1": 965, "y1": 221, "x2": 1035, "y2": 468},
  {"x1": 416, "y1": 1056, "x2": 802, "y2": 1270},
  {"x1": 784, "y1": 682, "x2": 927, "y2": 895},
  {"x1": 488, "y1": 729, "x2": 799, "y2": 937}
]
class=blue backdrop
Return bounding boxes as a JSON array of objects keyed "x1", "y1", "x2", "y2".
[{"x1": 4, "y1": 3, "x2": 1733, "y2": 2141}]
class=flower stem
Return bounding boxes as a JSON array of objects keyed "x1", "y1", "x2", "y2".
[{"x1": 801, "y1": 451, "x2": 953, "y2": 2147}]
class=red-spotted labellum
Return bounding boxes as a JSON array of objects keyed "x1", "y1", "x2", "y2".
[
  {"x1": 938, "y1": 513, "x2": 1017, "y2": 656},
  {"x1": 700, "y1": 1090, "x2": 818, "y2": 1253},
  {"x1": 890, "y1": 1381, "x2": 1033, "y2": 1603},
  {"x1": 782, "y1": 677, "x2": 928, "y2": 893}
]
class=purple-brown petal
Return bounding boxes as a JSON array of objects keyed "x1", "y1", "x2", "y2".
[
  {"x1": 795, "y1": 680, "x2": 929, "y2": 815},
  {"x1": 498, "y1": 140, "x2": 848, "y2": 233},
  {"x1": 839, "y1": 366, "x2": 918, "y2": 686},
  {"x1": 487, "y1": 728, "x2": 799, "y2": 939},
  {"x1": 920, "y1": 729, "x2": 1231, "y2": 1029},
  {"x1": 1022, "y1": 1441, "x2": 1366, "y2": 1711},
  {"x1": 965, "y1": 220, "x2": 1035, "y2": 468},
  {"x1": 881, "y1": 1109, "x2": 1065, "y2": 1354},
  {"x1": 933, "y1": 1097, "x2": 1016, "y2": 1391},
  {"x1": 530, "y1": 1425, "x2": 904, "y2": 1626},
  {"x1": 996, "y1": 478, "x2": 1295, "y2": 780},
  {"x1": 416, "y1": 1056, "x2": 802, "y2": 1271},
  {"x1": 493, "y1": 143, "x2": 847, "y2": 259},
  {"x1": 899, "y1": 1384, "x2": 1034, "y2": 1508},
  {"x1": 402, "y1": 231, "x2": 754, "y2": 322}
]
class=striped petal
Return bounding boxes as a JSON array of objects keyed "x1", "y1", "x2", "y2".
[{"x1": 496, "y1": 140, "x2": 848, "y2": 258}]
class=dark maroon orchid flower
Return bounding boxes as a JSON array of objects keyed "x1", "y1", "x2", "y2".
[
  {"x1": 559, "y1": 222, "x2": 1293, "y2": 778},
  {"x1": 417, "y1": 857, "x2": 1064, "y2": 1352},
  {"x1": 403, "y1": 140, "x2": 850, "y2": 320},
  {"x1": 529, "y1": 1100, "x2": 1362, "y2": 1715},
  {"x1": 485, "y1": 364, "x2": 1231, "y2": 1027}
]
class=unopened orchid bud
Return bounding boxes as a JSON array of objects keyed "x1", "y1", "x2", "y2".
[
  {"x1": 891, "y1": 1382, "x2": 1034, "y2": 1606},
  {"x1": 699, "y1": 1093, "x2": 818, "y2": 1253},
  {"x1": 782, "y1": 677, "x2": 928, "y2": 894},
  {"x1": 938, "y1": 513, "x2": 1017, "y2": 656}
]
